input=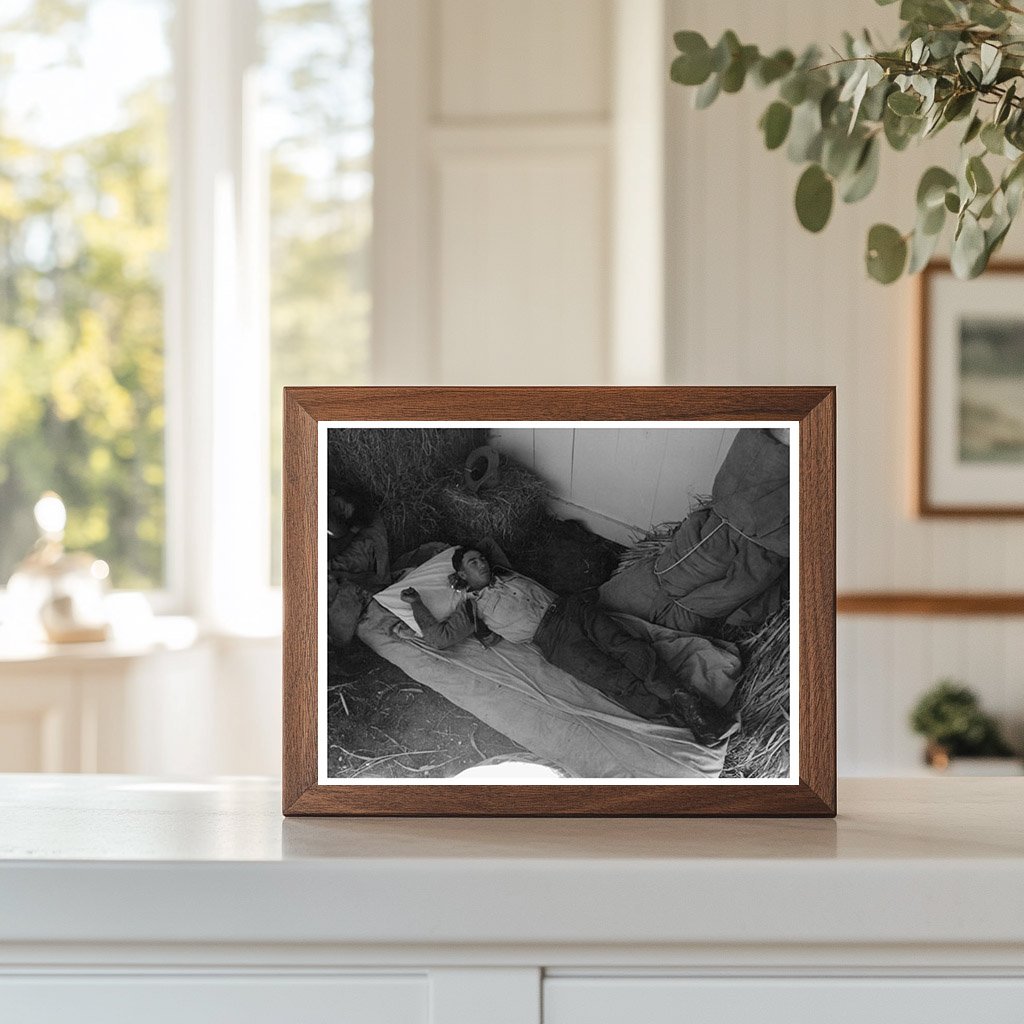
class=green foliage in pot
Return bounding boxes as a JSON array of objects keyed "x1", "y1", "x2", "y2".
[
  {"x1": 909, "y1": 679, "x2": 1015, "y2": 756},
  {"x1": 671, "y1": 0, "x2": 1024, "y2": 283}
]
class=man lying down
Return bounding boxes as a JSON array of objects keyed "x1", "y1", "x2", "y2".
[{"x1": 399, "y1": 540, "x2": 731, "y2": 745}]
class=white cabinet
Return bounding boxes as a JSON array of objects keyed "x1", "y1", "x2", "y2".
[
  {"x1": 1, "y1": 975, "x2": 428, "y2": 1024},
  {"x1": 544, "y1": 977, "x2": 1024, "y2": 1024},
  {"x1": 1, "y1": 777, "x2": 1022, "y2": 1023}
]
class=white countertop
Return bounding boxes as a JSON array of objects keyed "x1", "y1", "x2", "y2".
[{"x1": 1, "y1": 775, "x2": 1022, "y2": 951}]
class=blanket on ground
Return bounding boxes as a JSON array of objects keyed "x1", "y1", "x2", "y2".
[{"x1": 356, "y1": 600, "x2": 741, "y2": 779}]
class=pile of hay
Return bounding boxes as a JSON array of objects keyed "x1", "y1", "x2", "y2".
[
  {"x1": 327, "y1": 428, "x2": 549, "y2": 557},
  {"x1": 720, "y1": 604, "x2": 790, "y2": 779},
  {"x1": 328, "y1": 427, "x2": 483, "y2": 554},
  {"x1": 614, "y1": 521, "x2": 681, "y2": 575},
  {"x1": 433, "y1": 456, "x2": 549, "y2": 557},
  {"x1": 614, "y1": 499, "x2": 712, "y2": 576}
]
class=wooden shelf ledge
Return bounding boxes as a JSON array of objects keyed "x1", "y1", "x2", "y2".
[{"x1": 837, "y1": 593, "x2": 1024, "y2": 616}]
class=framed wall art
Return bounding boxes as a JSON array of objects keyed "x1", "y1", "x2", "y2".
[
  {"x1": 917, "y1": 261, "x2": 1024, "y2": 517},
  {"x1": 282, "y1": 387, "x2": 836, "y2": 816}
]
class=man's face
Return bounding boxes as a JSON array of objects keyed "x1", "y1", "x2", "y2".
[{"x1": 459, "y1": 549, "x2": 492, "y2": 589}]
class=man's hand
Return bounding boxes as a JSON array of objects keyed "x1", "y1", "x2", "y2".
[{"x1": 399, "y1": 587, "x2": 420, "y2": 604}]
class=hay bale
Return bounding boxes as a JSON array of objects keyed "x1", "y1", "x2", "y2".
[
  {"x1": 720, "y1": 603, "x2": 791, "y2": 779},
  {"x1": 327, "y1": 427, "x2": 485, "y2": 555},
  {"x1": 433, "y1": 456, "x2": 549, "y2": 555}
]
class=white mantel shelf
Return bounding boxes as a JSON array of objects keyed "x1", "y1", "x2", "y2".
[
  {"x1": 3, "y1": 776, "x2": 1024, "y2": 1024},
  {"x1": 1, "y1": 775, "x2": 1023, "y2": 958}
]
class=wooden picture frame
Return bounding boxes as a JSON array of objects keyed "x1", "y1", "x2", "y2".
[
  {"x1": 283, "y1": 387, "x2": 836, "y2": 816},
  {"x1": 917, "y1": 261, "x2": 1024, "y2": 517}
]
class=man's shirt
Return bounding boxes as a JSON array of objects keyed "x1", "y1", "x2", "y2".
[
  {"x1": 409, "y1": 569, "x2": 556, "y2": 648},
  {"x1": 472, "y1": 572, "x2": 556, "y2": 643}
]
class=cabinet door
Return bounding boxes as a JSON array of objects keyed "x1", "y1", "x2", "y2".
[
  {"x1": 544, "y1": 977, "x2": 1024, "y2": 1024},
  {"x1": 0, "y1": 974, "x2": 428, "y2": 1024}
]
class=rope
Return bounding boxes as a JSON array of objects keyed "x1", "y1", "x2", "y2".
[
  {"x1": 652, "y1": 512, "x2": 763, "y2": 578},
  {"x1": 653, "y1": 519, "x2": 725, "y2": 576}
]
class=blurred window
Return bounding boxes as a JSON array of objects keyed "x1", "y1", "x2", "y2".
[
  {"x1": 261, "y1": 0, "x2": 372, "y2": 583},
  {"x1": 0, "y1": 0, "x2": 172, "y2": 590},
  {"x1": 0, "y1": 0, "x2": 373, "y2": 606}
]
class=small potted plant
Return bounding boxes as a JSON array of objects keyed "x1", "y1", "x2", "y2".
[{"x1": 910, "y1": 680, "x2": 1019, "y2": 772}]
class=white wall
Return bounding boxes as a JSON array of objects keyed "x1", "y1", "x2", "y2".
[
  {"x1": 373, "y1": 0, "x2": 667, "y2": 386},
  {"x1": 666, "y1": 0, "x2": 1024, "y2": 772},
  {"x1": 489, "y1": 426, "x2": 736, "y2": 543}
]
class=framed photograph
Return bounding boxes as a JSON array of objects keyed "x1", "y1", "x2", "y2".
[
  {"x1": 918, "y1": 261, "x2": 1024, "y2": 517},
  {"x1": 283, "y1": 387, "x2": 835, "y2": 816}
]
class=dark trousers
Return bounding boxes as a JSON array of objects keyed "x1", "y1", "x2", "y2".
[{"x1": 533, "y1": 594, "x2": 674, "y2": 720}]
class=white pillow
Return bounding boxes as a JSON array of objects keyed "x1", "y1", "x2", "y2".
[{"x1": 373, "y1": 546, "x2": 463, "y2": 636}]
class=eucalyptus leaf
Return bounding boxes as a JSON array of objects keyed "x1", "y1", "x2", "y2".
[
  {"x1": 820, "y1": 86, "x2": 841, "y2": 126},
  {"x1": 822, "y1": 128, "x2": 864, "y2": 178},
  {"x1": 884, "y1": 106, "x2": 921, "y2": 149},
  {"x1": 694, "y1": 73, "x2": 721, "y2": 109},
  {"x1": 921, "y1": 200, "x2": 946, "y2": 235},
  {"x1": 754, "y1": 49, "x2": 795, "y2": 87},
  {"x1": 795, "y1": 164, "x2": 834, "y2": 232},
  {"x1": 986, "y1": 213, "x2": 1013, "y2": 260},
  {"x1": 760, "y1": 101, "x2": 793, "y2": 150},
  {"x1": 922, "y1": 103, "x2": 946, "y2": 137},
  {"x1": 970, "y1": 2, "x2": 1009, "y2": 30},
  {"x1": 917, "y1": 166, "x2": 957, "y2": 210},
  {"x1": 942, "y1": 92, "x2": 974, "y2": 122},
  {"x1": 710, "y1": 31, "x2": 740, "y2": 73},
  {"x1": 787, "y1": 101, "x2": 824, "y2": 162},
  {"x1": 842, "y1": 137, "x2": 881, "y2": 203},
  {"x1": 944, "y1": 190, "x2": 961, "y2": 213},
  {"x1": 888, "y1": 90, "x2": 921, "y2": 115},
  {"x1": 671, "y1": 53, "x2": 709, "y2": 87},
  {"x1": 1003, "y1": 157, "x2": 1024, "y2": 216},
  {"x1": 908, "y1": 221, "x2": 943, "y2": 273},
  {"x1": 779, "y1": 74, "x2": 807, "y2": 106},
  {"x1": 981, "y1": 122, "x2": 1005, "y2": 155},
  {"x1": 951, "y1": 211, "x2": 986, "y2": 278},
  {"x1": 958, "y1": 156, "x2": 979, "y2": 207},
  {"x1": 980, "y1": 42, "x2": 1002, "y2": 86},
  {"x1": 721, "y1": 45, "x2": 759, "y2": 93},
  {"x1": 927, "y1": 30, "x2": 962, "y2": 60},
  {"x1": 967, "y1": 154, "x2": 995, "y2": 195},
  {"x1": 861, "y1": 80, "x2": 893, "y2": 122},
  {"x1": 995, "y1": 82, "x2": 1017, "y2": 124},
  {"x1": 1006, "y1": 172, "x2": 1024, "y2": 218},
  {"x1": 903, "y1": 0, "x2": 958, "y2": 28},
  {"x1": 866, "y1": 223, "x2": 908, "y2": 283},
  {"x1": 962, "y1": 115, "x2": 983, "y2": 145}
]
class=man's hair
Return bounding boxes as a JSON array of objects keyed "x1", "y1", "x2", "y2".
[{"x1": 452, "y1": 544, "x2": 487, "y2": 573}]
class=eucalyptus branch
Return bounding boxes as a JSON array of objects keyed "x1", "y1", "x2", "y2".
[{"x1": 670, "y1": 2, "x2": 1024, "y2": 283}]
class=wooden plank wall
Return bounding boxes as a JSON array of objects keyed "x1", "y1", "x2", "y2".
[
  {"x1": 489, "y1": 426, "x2": 735, "y2": 543},
  {"x1": 666, "y1": 0, "x2": 1024, "y2": 772}
]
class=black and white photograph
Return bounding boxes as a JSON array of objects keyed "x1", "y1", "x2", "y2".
[{"x1": 319, "y1": 422, "x2": 796, "y2": 783}]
